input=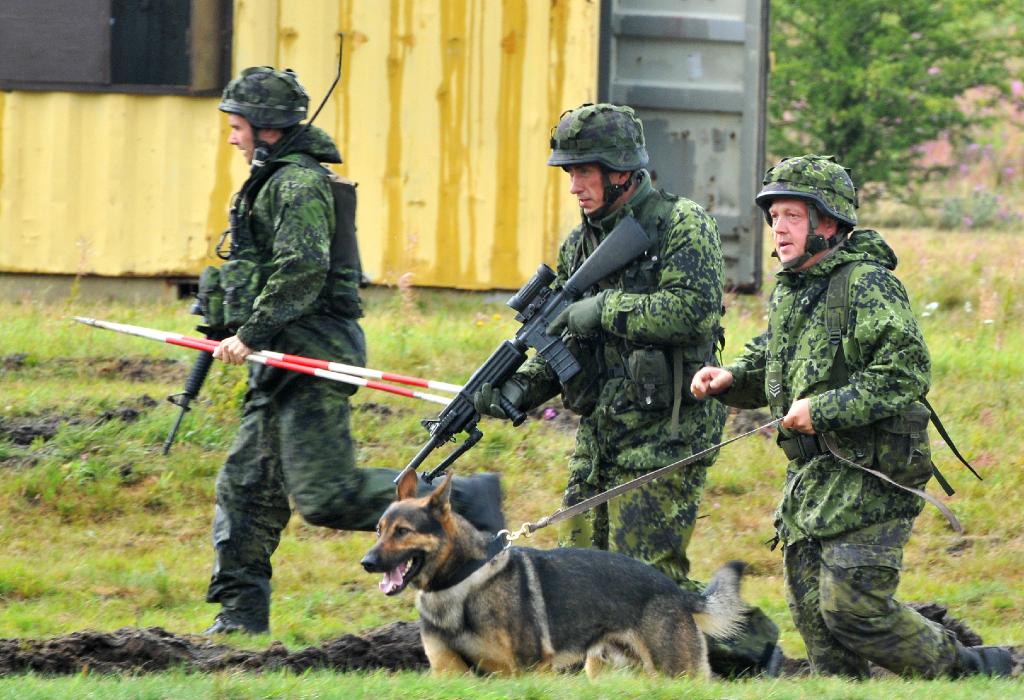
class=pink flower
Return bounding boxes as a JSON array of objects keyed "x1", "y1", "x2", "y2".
[
  {"x1": 963, "y1": 216, "x2": 973, "y2": 228},
  {"x1": 543, "y1": 408, "x2": 558, "y2": 420},
  {"x1": 1012, "y1": 80, "x2": 1024, "y2": 98},
  {"x1": 928, "y1": 66, "x2": 941, "y2": 76}
]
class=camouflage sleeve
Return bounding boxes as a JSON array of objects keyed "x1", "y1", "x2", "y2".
[
  {"x1": 600, "y1": 201, "x2": 724, "y2": 344},
  {"x1": 237, "y1": 166, "x2": 335, "y2": 348},
  {"x1": 720, "y1": 330, "x2": 770, "y2": 409},
  {"x1": 810, "y1": 266, "x2": 930, "y2": 431}
]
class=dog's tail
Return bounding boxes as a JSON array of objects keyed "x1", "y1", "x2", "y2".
[{"x1": 692, "y1": 560, "x2": 749, "y2": 641}]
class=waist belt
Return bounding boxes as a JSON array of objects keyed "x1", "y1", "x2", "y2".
[{"x1": 778, "y1": 433, "x2": 828, "y2": 461}]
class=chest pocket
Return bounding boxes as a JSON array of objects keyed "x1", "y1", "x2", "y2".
[{"x1": 619, "y1": 253, "x2": 661, "y2": 293}]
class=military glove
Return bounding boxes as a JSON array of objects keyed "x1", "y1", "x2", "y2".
[
  {"x1": 546, "y1": 290, "x2": 608, "y2": 337},
  {"x1": 473, "y1": 380, "x2": 525, "y2": 420}
]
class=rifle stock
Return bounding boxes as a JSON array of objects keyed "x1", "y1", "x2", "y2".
[{"x1": 406, "y1": 215, "x2": 650, "y2": 481}]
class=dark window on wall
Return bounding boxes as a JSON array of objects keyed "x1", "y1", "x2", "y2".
[{"x1": 0, "y1": 0, "x2": 232, "y2": 95}]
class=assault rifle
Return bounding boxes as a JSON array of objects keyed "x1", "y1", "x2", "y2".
[
  {"x1": 405, "y1": 215, "x2": 651, "y2": 482},
  {"x1": 162, "y1": 301, "x2": 228, "y2": 455}
]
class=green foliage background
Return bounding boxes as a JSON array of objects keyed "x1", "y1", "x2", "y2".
[{"x1": 768, "y1": 0, "x2": 1023, "y2": 196}]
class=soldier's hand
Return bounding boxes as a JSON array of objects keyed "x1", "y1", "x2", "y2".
[
  {"x1": 546, "y1": 291, "x2": 607, "y2": 337},
  {"x1": 213, "y1": 335, "x2": 253, "y2": 365},
  {"x1": 690, "y1": 366, "x2": 733, "y2": 399},
  {"x1": 472, "y1": 381, "x2": 525, "y2": 420},
  {"x1": 782, "y1": 398, "x2": 815, "y2": 434}
]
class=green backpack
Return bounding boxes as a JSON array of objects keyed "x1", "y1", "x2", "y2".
[{"x1": 825, "y1": 261, "x2": 983, "y2": 495}]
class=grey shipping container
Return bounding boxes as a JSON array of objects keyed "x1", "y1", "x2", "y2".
[{"x1": 600, "y1": 0, "x2": 770, "y2": 292}]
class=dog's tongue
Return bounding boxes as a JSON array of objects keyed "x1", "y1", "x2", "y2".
[{"x1": 379, "y1": 565, "x2": 405, "y2": 595}]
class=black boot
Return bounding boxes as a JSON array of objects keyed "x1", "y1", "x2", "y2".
[
  {"x1": 954, "y1": 642, "x2": 1013, "y2": 677},
  {"x1": 421, "y1": 472, "x2": 505, "y2": 534},
  {"x1": 202, "y1": 611, "x2": 268, "y2": 635},
  {"x1": 707, "y1": 606, "x2": 784, "y2": 678}
]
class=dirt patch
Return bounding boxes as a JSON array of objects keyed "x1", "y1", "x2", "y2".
[
  {"x1": 1, "y1": 354, "x2": 29, "y2": 372},
  {"x1": 92, "y1": 357, "x2": 187, "y2": 384},
  {"x1": 1, "y1": 606, "x2": 1017, "y2": 677},
  {"x1": 529, "y1": 401, "x2": 580, "y2": 433},
  {"x1": 0, "y1": 396, "x2": 158, "y2": 448},
  {"x1": 0, "y1": 622, "x2": 426, "y2": 676},
  {"x1": 354, "y1": 402, "x2": 408, "y2": 417},
  {"x1": 910, "y1": 602, "x2": 984, "y2": 647},
  {"x1": 4, "y1": 354, "x2": 187, "y2": 385},
  {"x1": 727, "y1": 408, "x2": 777, "y2": 437}
]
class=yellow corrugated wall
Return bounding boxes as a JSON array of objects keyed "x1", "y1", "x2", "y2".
[{"x1": 0, "y1": 0, "x2": 598, "y2": 289}]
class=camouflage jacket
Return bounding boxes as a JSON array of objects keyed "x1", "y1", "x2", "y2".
[
  {"x1": 513, "y1": 171, "x2": 725, "y2": 449},
  {"x1": 722, "y1": 229, "x2": 930, "y2": 543},
  {"x1": 233, "y1": 126, "x2": 365, "y2": 366}
]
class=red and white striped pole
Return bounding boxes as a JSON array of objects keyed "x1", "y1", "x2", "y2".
[{"x1": 73, "y1": 317, "x2": 455, "y2": 406}]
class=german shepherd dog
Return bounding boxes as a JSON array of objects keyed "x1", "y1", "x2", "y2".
[{"x1": 361, "y1": 469, "x2": 749, "y2": 678}]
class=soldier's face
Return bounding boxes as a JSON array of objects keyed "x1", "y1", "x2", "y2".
[
  {"x1": 769, "y1": 198, "x2": 813, "y2": 265},
  {"x1": 564, "y1": 164, "x2": 630, "y2": 215},
  {"x1": 769, "y1": 198, "x2": 838, "y2": 270},
  {"x1": 227, "y1": 114, "x2": 256, "y2": 164}
]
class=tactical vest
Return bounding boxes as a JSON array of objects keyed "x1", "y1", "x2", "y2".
[
  {"x1": 561, "y1": 187, "x2": 723, "y2": 434},
  {"x1": 198, "y1": 156, "x2": 364, "y2": 331},
  {"x1": 777, "y1": 261, "x2": 981, "y2": 494}
]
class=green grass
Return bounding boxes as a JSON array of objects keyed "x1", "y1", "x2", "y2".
[
  {"x1": 0, "y1": 669, "x2": 1019, "y2": 700},
  {"x1": 0, "y1": 227, "x2": 1022, "y2": 696}
]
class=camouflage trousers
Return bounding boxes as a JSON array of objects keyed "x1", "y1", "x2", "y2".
[
  {"x1": 784, "y1": 517, "x2": 959, "y2": 678},
  {"x1": 206, "y1": 374, "x2": 398, "y2": 630},
  {"x1": 557, "y1": 402, "x2": 780, "y2": 676}
]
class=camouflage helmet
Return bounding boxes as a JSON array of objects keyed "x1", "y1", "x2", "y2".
[
  {"x1": 755, "y1": 154, "x2": 858, "y2": 228},
  {"x1": 219, "y1": 66, "x2": 309, "y2": 129},
  {"x1": 548, "y1": 103, "x2": 649, "y2": 171}
]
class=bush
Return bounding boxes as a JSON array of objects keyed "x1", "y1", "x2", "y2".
[{"x1": 768, "y1": 0, "x2": 1023, "y2": 196}]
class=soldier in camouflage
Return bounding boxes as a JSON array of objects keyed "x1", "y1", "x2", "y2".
[
  {"x1": 475, "y1": 103, "x2": 782, "y2": 676},
  {"x1": 204, "y1": 67, "x2": 504, "y2": 635},
  {"x1": 691, "y1": 154, "x2": 1012, "y2": 677}
]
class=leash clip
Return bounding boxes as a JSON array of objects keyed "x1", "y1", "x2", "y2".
[
  {"x1": 496, "y1": 522, "x2": 533, "y2": 548},
  {"x1": 496, "y1": 516, "x2": 551, "y2": 548}
]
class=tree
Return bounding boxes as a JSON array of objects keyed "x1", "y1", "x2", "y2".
[{"x1": 768, "y1": 0, "x2": 1022, "y2": 197}]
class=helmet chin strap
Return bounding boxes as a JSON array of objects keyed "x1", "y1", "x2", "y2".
[
  {"x1": 585, "y1": 168, "x2": 634, "y2": 220},
  {"x1": 251, "y1": 139, "x2": 272, "y2": 172}
]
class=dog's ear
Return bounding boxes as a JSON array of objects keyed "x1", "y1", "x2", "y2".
[
  {"x1": 427, "y1": 473, "x2": 454, "y2": 515},
  {"x1": 395, "y1": 466, "x2": 419, "y2": 501}
]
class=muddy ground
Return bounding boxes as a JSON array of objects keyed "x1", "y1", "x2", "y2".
[
  {"x1": 1, "y1": 605, "x2": 1020, "y2": 677},
  {"x1": 0, "y1": 354, "x2": 183, "y2": 449}
]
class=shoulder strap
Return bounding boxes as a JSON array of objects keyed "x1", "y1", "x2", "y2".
[{"x1": 825, "y1": 261, "x2": 860, "y2": 388}]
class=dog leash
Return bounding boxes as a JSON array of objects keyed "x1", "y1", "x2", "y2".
[
  {"x1": 498, "y1": 417, "x2": 965, "y2": 544},
  {"x1": 498, "y1": 418, "x2": 781, "y2": 543},
  {"x1": 819, "y1": 433, "x2": 962, "y2": 533}
]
